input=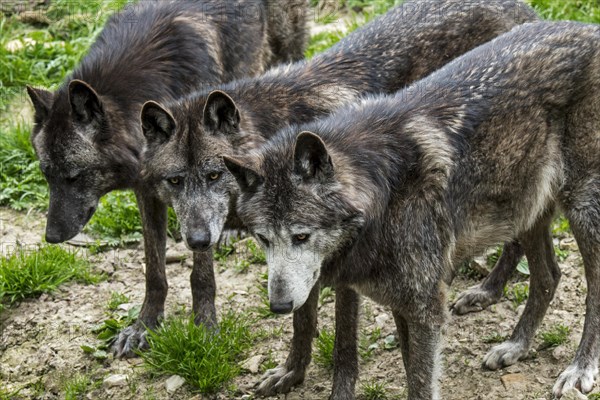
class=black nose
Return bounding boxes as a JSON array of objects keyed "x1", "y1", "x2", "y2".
[
  {"x1": 45, "y1": 230, "x2": 63, "y2": 244},
  {"x1": 186, "y1": 231, "x2": 211, "y2": 251},
  {"x1": 270, "y1": 301, "x2": 294, "y2": 314}
]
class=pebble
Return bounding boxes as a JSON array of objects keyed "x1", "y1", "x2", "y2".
[
  {"x1": 165, "y1": 375, "x2": 186, "y2": 394},
  {"x1": 241, "y1": 355, "x2": 264, "y2": 374},
  {"x1": 561, "y1": 388, "x2": 587, "y2": 400},
  {"x1": 103, "y1": 374, "x2": 128, "y2": 388},
  {"x1": 375, "y1": 313, "x2": 389, "y2": 328},
  {"x1": 500, "y1": 373, "x2": 527, "y2": 390}
]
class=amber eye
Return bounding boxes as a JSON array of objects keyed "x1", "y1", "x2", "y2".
[
  {"x1": 293, "y1": 234, "x2": 309, "y2": 244},
  {"x1": 209, "y1": 172, "x2": 221, "y2": 181},
  {"x1": 168, "y1": 177, "x2": 181, "y2": 185}
]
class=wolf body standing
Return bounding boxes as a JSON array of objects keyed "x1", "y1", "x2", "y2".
[
  {"x1": 225, "y1": 21, "x2": 600, "y2": 399},
  {"x1": 26, "y1": 0, "x2": 308, "y2": 357},
  {"x1": 140, "y1": 0, "x2": 539, "y2": 395}
]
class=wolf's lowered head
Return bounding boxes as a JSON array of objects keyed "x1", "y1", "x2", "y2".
[
  {"x1": 27, "y1": 81, "x2": 140, "y2": 243},
  {"x1": 224, "y1": 131, "x2": 365, "y2": 313},
  {"x1": 140, "y1": 92, "x2": 243, "y2": 252}
]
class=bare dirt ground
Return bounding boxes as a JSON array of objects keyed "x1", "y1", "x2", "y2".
[{"x1": 0, "y1": 205, "x2": 597, "y2": 400}]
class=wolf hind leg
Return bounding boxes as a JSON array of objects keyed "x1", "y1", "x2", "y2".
[
  {"x1": 452, "y1": 240, "x2": 524, "y2": 315},
  {"x1": 484, "y1": 208, "x2": 561, "y2": 370},
  {"x1": 553, "y1": 183, "x2": 600, "y2": 397}
]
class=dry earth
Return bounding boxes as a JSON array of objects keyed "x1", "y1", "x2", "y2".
[{"x1": 0, "y1": 206, "x2": 598, "y2": 400}]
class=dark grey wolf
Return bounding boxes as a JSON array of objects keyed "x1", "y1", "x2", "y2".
[
  {"x1": 140, "y1": 0, "x2": 538, "y2": 395},
  {"x1": 26, "y1": 0, "x2": 308, "y2": 357},
  {"x1": 224, "y1": 21, "x2": 600, "y2": 399}
]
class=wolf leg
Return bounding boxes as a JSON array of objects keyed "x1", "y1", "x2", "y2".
[
  {"x1": 452, "y1": 240, "x2": 524, "y2": 315},
  {"x1": 330, "y1": 287, "x2": 360, "y2": 400},
  {"x1": 553, "y1": 187, "x2": 600, "y2": 397},
  {"x1": 256, "y1": 283, "x2": 319, "y2": 396},
  {"x1": 400, "y1": 316, "x2": 443, "y2": 400},
  {"x1": 191, "y1": 250, "x2": 217, "y2": 327},
  {"x1": 392, "y1": 311, "x2": 410, "y2": 367},
  {"x1": 113, "y1": 193, "x2": 168, "y2": 358},
  {"x1": 484, "y1": 209, "x2": 560, "y2": 370}
]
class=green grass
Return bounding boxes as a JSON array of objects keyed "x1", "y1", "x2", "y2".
[
  {"x1": 504, "y1": 282, "x2": 529, "y2": 308},
  {"x1": 540, "y1": 324, "x2": 571, "y2": 348},
  {"x1": 360, "y1": 380, "x2": 390, "y2": 400},
  {"x1": 0, "y1": 245, "x2": 103, "y2": 312},
  {"x1": 140, "y1": 312, "x2": 255, "y2": 394},
  {"x1": 482, "y1": 332, "x2": 508, "y2": 344},
  {"x1": 107, "y1": 291, "x2": 130, "y2": 312},
  {"x1": 0, "y1": 120, "x2": 47, "y2": 210},
  {"x1": 314, "y1": 328, "x2": 336, "y2": 370},
  {"x1": 527, "y1": 0, "x2": 600, "y2": 23},
  {"x1": 63, "y1": 373, "x2": 93, "y2": 400}
]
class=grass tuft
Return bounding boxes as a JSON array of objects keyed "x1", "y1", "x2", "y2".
[
  {"x1": 0, "y1": 245, "x2": 103, "y2": 311},
  {"x1": 360, "y1": 380, "x2": 389, "y2": 400},
  {"x1": 140, "y1": 312, "x2": 255, "y2": 394},
  {"x1": 63, "y1": 373, "x2": 93, "y2": 400},
  {"x1": 0, "y1": 120, "x2": 47, "y2": 210},
  {"x1": 314, "y1": 328, "x2": 336, "y2": 370},
  {"x1": 540, "y1": 324, "x2": 571, "y2": 349}
]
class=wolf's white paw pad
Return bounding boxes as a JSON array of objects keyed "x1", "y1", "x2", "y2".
[
  {"x1": 553, "y1": 364, "x2": 598, "y2": 398},
  {"x1": 483, "y1": 341, "x2": 528, "y2": 370},
  {"x1": 256, "y1": 365, "x2": 304, "y2": 396},
  {"x1": 452, "y1": 284, "x2": 500, "y2": 315}
]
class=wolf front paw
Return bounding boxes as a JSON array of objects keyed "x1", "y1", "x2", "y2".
[
  {"x1": 112, "y1": 323, "x2": 149, "y2": 359},
  {"x1": 483, "y1": 340, "x2": 528, "y2": 370},
  {"x1": 255, "y1": 365, "x2": 305, "y2": 397},
  {"x1": 553, "y1": 364, "x2": 598, "y2": 398},
  {"x1": 451, "y1": 284, "x2": 501, "y2": 315}
]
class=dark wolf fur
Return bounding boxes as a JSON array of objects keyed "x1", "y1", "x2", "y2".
[
  {"x1": 225, "y1": 21, "x2": 600, "y2": 399},
  {"x1": 26, "y1": 0, "x2": 308, "y2": 358},
  {"x1": 140, "y1": 0, "x2": 538, "y2": 395}
]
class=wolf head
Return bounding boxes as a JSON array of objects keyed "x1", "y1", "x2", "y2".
[
  {"x1": 27, "y1": 81, "x2": 140, "y2": 243},
  {"x1": 140, "y1": 91, "x2": 243, "y2": 252},
  {"x1": 224, "y1": 131, "x2": 364, "y2": 313}
]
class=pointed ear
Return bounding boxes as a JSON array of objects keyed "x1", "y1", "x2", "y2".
[
  {"x1": 26, "y1": 86, "x2": 53, "y2": 125},
  {"x1": 293, "y1": 131, "x2": 334, "y2": 181},
  {"x1": 203, "y1": 90, "x2": 240, "y2": 135},
  {"x1": 223, "y1": 156, "x2": 263, "y2": 192},
  {"x1": 68, "y1": 80, "x2": 105, "y2": 126},
  {"x1": 141, "y1": 101, "x2": 176, "y2": 146}
]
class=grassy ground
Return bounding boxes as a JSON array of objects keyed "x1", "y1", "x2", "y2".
[{"x1": 1, "y1": 0, "x2": 600, "y2": 397}]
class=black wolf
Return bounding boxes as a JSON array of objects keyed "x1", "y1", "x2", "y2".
[
  {"x1": 224, "y1": 21, "x2": 600, "y2": 399},
  {"x1": 26, "y1": 0, "x2": 308, "y2": 357},
  {"x1": 140, "y1": 0, "x2": 538, "y2": 395}
]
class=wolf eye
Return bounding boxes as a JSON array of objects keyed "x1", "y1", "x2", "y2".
[
  {"x1": 255, "y1": 233, "x2": 270, "y2": 247},
  {"x1": 167, "y1": 177, "x2": 182, "y2": 185},
  {"x1": 293, "y1": 234, "x2": 310, "y2": 245},
  {"x1": 208, "y1": 172, "x2": 221, "y2": 181}
]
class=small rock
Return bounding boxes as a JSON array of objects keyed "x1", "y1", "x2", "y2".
[
  {"x1": 552, "y1": 345, "x2": 569, "y2": 361},
  {"x1": 375, "y1": 313, "x2": 389, "y2": 328},
  {"x1": 561, "y1": 388, "x2": 587, "y2": 400},
  {"x1": 559, "y1": 238, "x2": 578, "y2": 252},
  {"x1": 285, "y1": 392, "x2": 302, "y2": 400},
  {"x1": 515, "y1": 304, "x2": 525, "y2": 317},
  {"x1": 103, "y1": 374, "x2": 127, "y2": 388},
  {"x1": 241, "y1": 355, "x2": 264, "y2": 374},
  {"x1": 165, "y1": 375, "x2": 186, "y2": 394},
  {"x1": 501, "y1": 373, "x2": 527, "y2": 390}
]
